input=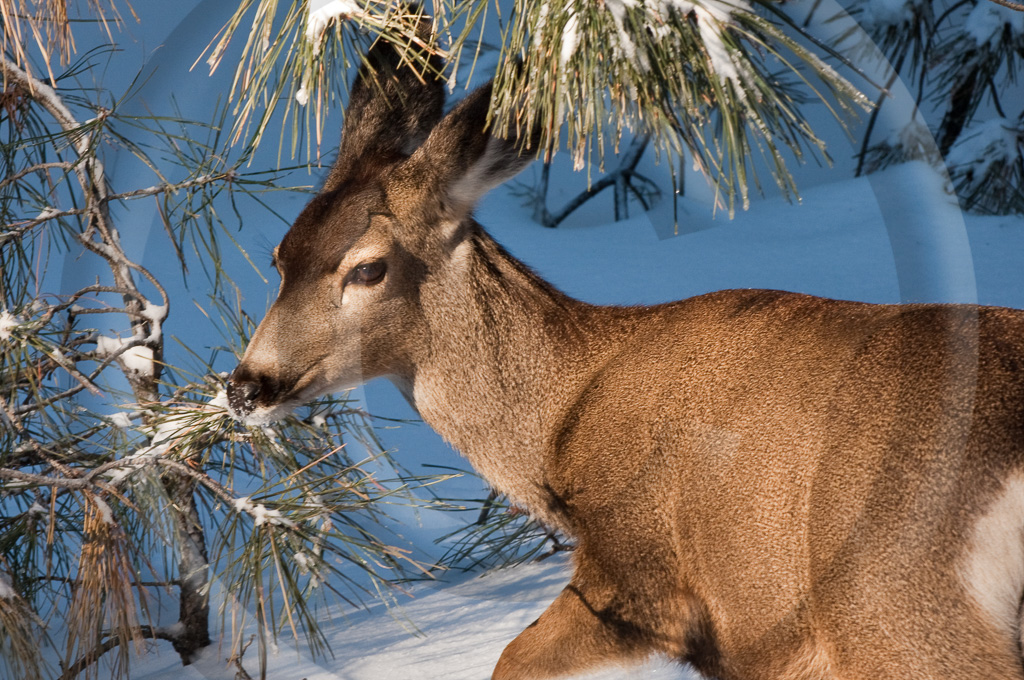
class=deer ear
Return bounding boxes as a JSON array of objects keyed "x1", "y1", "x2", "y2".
[
  {"x1": 390, "y1": 82, "x2": 539, "y2": 220},
  {"x1": 324, "y1": 14, "x2": 445, "y2": 192}
]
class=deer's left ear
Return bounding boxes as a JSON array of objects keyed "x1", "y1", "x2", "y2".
[
  {"x1": 324, "y1": 14, "x2": 445, "y2": 192},
  {"x1": 389, "y1": 82, "x2": 539, "y2": 221}
]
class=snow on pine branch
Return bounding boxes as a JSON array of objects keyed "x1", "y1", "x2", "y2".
[
  {"x1": 107, "y1": 412, "x2": 134, "y2": 429},
  {"x1": 96, "y1": 334, "x2": 156, "y2": 377},
  {"x1": 296, "y1": 0, "x2": 365, "y2": 105},
  {"x1": 306, "y1": 0, "x2": 363, "y2": 50},
  {"x1": 964, "y1": 2, "x2": 1024, "y2": 49},
  {"x1": 556, "y1": 0, "x2": 752, "y2": 85},
  {"x1": 233, "y1": 496, "x2": 298, "y2": 529},
  {"x1": 658, "y1": 0, "x2": 753, "y2": 88},
  {"x1": 946, "y1": 117, "x2": 1024, "y2": 214},
  {"x1": 0, "y1": 311, "x2": 21, "y2": 341},
  {"x1": 91, "y1": 496, "x2": 116, "y2": 525},
  {"x1": 90, "y1": 302, "x2": 166, "y2": 377},
  {"x1": 947, "y1": 118, "x2": 1021, "y2": 171},
  {"x1": 859, "y1": 0, "x2": 928, "y2": 30},
  {"x1": 0, "y1": 572, "x2": 16, "y2": 600}
]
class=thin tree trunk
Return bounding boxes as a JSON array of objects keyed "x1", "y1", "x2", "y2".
[
  {"x1": 533, "y1": 161, "x2": 553, "y2": 226},
  {"x1": 855, "y1": 50, "x2": 906, "y2": 177},
  {"x1": 938, "y1": 65, "x2": 979, "y2": 157},
  {"x1": 164, "y1": 475, "x2": 212, "y2": 664},
  {"x1": 130, "y1": 329, "x2": 210, "y2": 667}
]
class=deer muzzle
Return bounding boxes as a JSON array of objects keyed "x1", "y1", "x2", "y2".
[{"x1": 226, "y1": 365, "x2": 286, "y2": 420}]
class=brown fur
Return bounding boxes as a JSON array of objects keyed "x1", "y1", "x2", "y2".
[{"x1": 228, "y1": 32, "x2": 1024, "y2": 680}]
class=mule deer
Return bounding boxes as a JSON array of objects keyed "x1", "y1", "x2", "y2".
[{"x1": 227, "y1": 30, "x2": 1024, "y2": 680}]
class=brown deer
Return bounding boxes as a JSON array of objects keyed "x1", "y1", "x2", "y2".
[{"x1": 227, "y1": 31, "x2": 1024, "y2": 680}]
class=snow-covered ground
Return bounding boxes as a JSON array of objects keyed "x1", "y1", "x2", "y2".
[{"x1": 133, "y1": 555, "x2": 690, "y2": 680}]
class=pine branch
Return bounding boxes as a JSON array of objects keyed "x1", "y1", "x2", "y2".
[
  {"x1": 0, "y1": 584, "x2": 47, "y2": 680},
  {"x1": 0, "y1": 58, "x2": 109, "y2": 204},
  {"x1": 0, "y1": 161, "x2": 74, "y2": 191},
  {"x1": 28, "y1": 575, "x2": 179, "y2": 589},
  {"x1": 0, "y1": 208, "x2": 90, "y2": 245},
  {"x1": 0, "y1": 0, "x2": 131, "y2": 85},
  {"x1": 162, "y1": 474, "x2": 211, "y2": 664},
  {"x1": 989, "y1": 0, "x2": 1024, "y2": 11},
  {"x1": 9, "y1": 336, "x2": 152, "y2": 417},
  {"x1": 1, "y1": 55, "x2": 216, "y2": 676},
  {"x1": 228, "y1": 635, "x2": 257, "y2": 680},
  {"x1": 1, "y1": 55, "x2": 170, "y2": 352},
  {"x1": 104, "y1": 172, "x2": 240, "y2": 203},
  {"x1": 57, "y1": 625, "x2": 183, "y2": 680},
  {"x1": 186, "y1": 1, "x2": 867, "y2": 210}
]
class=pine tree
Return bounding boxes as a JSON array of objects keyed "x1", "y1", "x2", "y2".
[
  {"x1": 204, "y1": 0, "x2": 868, "y2": 216},
  {"x1": 1, "y1": 8, "x2": 453, "y2": 680},
  {"x1": 849, "y1": 0, "x2": 1024, "y2": 214}
]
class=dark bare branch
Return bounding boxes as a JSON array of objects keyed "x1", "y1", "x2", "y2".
[
  {"x1": 57, "y1": 625, "x2": 182, "y2": 680},
  {"x1": 989, "y1": 0, "x2": 1024, "y2": 10}
]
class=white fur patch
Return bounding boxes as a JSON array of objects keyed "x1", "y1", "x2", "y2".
[
  {"x1": 449, "y1": 232, "x2": 474, "y2": 268},
  {"x1": 440, "y1": 219, "x2": 462, "y2": 243},
  {"x1": 410, "y1": 375, "x2": 441, "y2": 417},
  {"x1": 232, "y1": 402, "x2": 296, "y2": 428},
  {"x1": 962, "y1": 471, "x2": 1024, "y2": 632},
  {"x1": 339, "y1": 243, "x2": 390, "y2": 273},
  {"x1": 448, "y1": 136, "x2": 515, "y2": 210}
]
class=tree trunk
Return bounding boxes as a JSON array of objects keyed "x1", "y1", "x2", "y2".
[
  {"x1": 163, "y1": 474, "x2": 212, "y2": 664},
  {"x1": 938, "y1": 64, "x2": 979, "y2": 157}
]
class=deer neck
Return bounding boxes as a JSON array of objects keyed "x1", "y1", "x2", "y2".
[{"x1": 400, "y1": 225, "x2": 614, "y2": 519}]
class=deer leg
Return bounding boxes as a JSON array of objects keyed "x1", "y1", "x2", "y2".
[{"x1": 491, "y1": 576, "x2": 654, "y2": 680}]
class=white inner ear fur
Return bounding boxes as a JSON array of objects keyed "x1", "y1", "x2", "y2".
[{"x1": 448, "y1": 136, "x2": 511, "y2": 211}]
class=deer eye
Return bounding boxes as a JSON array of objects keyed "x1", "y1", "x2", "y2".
[{"x1": 351, "y1": 261, "x2": 386, "y2": 285}]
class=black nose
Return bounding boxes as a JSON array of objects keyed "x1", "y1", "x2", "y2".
[{"x1": 226, "y1": 374, "x2": 261, "y2": 415}]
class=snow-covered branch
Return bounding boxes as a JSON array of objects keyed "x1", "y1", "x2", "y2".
[
  {"x1": 104, "y1": 172, "x2": 235, "y2": 202},
  {"x1": 0, "y1": 161, "x2": 75, "y2": 191},
  {"x1": 1, "y1": 55, "x2": 170, "y2": 354},
  {"x1": 56, "y1": 624, "x2": 184, "y2": 680}
]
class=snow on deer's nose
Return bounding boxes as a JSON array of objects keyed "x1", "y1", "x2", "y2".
[{"x1": 226, "y1": 367, "x2": 283, "y2": 417}]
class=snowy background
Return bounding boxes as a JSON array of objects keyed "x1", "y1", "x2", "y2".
[{"x1": 24, "y1": 0, "x2": 1024, "y2": 678}]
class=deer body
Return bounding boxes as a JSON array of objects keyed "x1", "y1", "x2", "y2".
[{"x1": 228, "y1": 31, "x2": 1024, "y2": 680}]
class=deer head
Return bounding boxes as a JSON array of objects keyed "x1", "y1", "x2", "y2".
[{"x1": 226, "y1": 36, "x2": 536, "y2": 425}]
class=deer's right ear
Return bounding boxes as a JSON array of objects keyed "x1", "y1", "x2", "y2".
[
  {"x1": 389, "y1": 81, "x2": 540, "y2": 224},
  {"x1": 323, "y1": 14, "x2": 445, "y2": 192}
]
